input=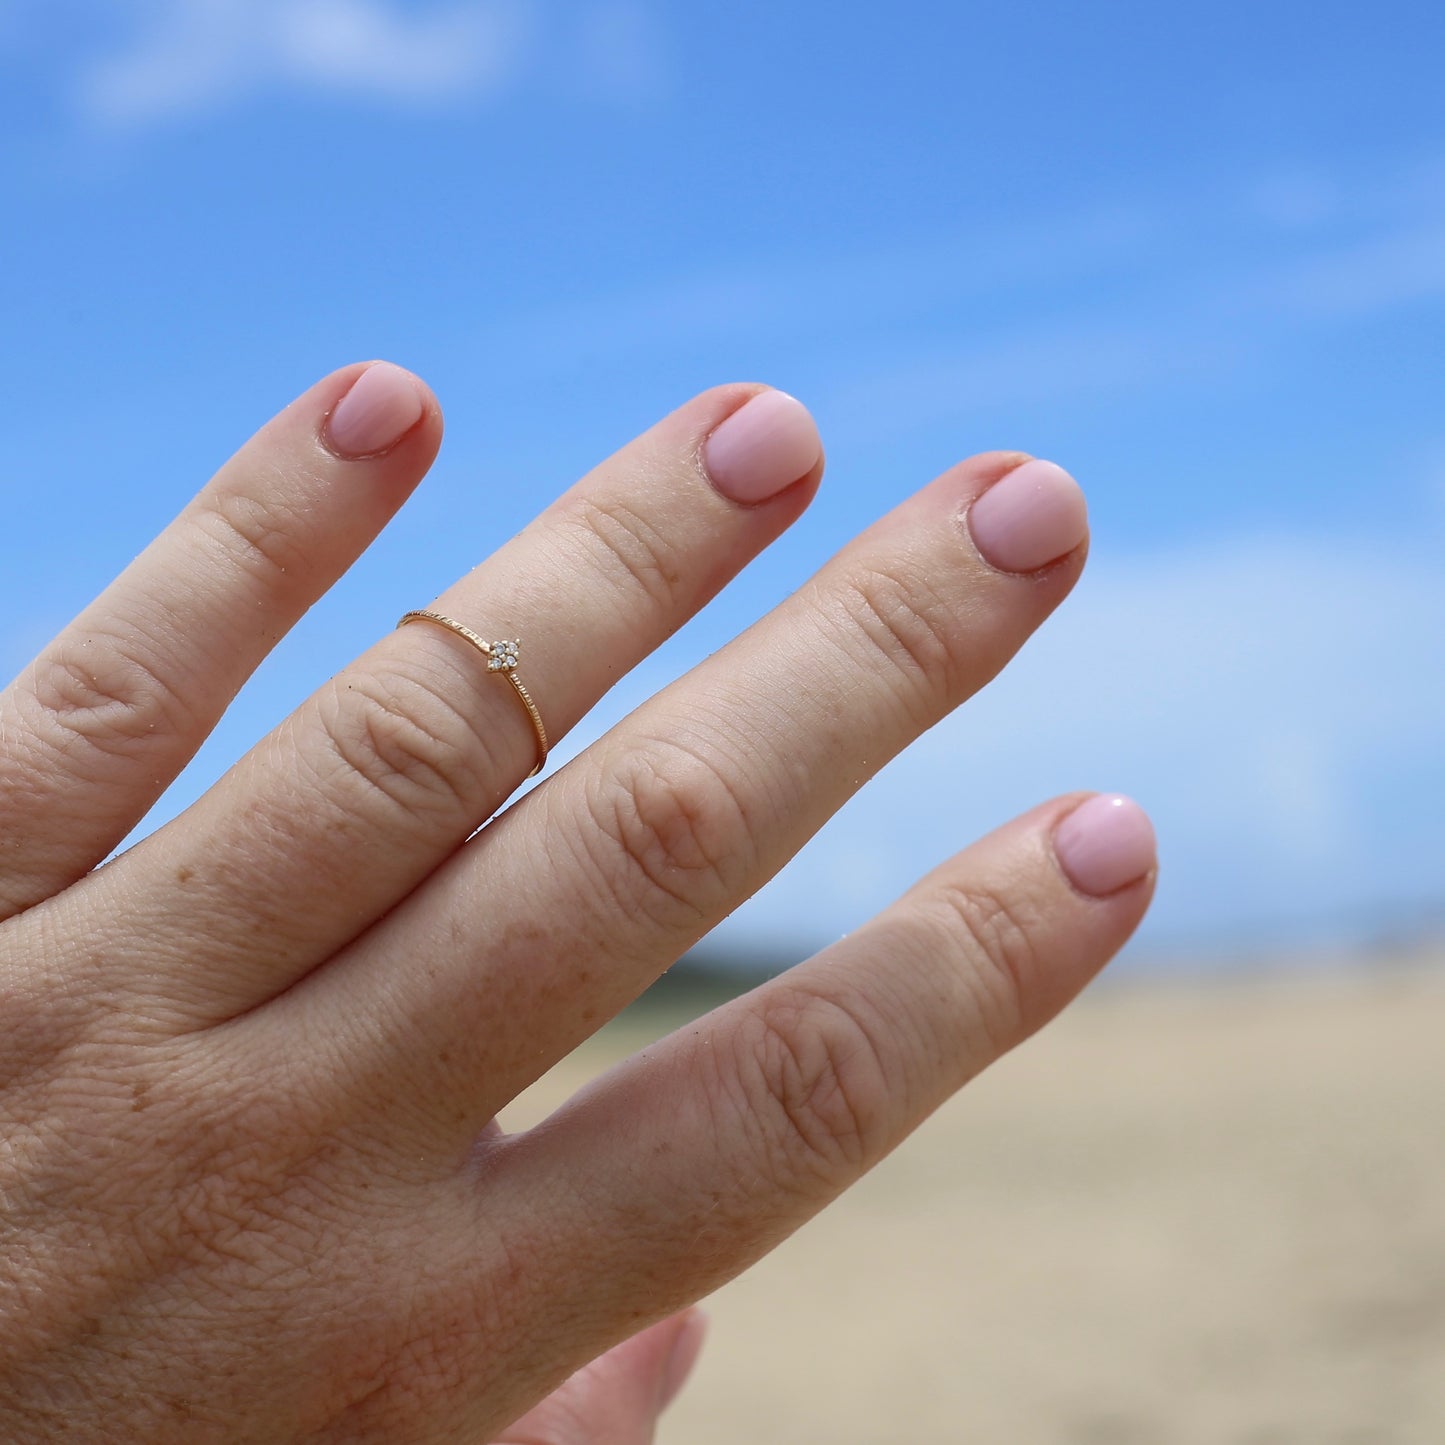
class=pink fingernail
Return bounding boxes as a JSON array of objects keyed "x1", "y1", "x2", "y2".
[
  {"x1": 703, "y1": 390, "x2": 822, "y2": 504},
  {"x1": 324, "y1": 362, "x2": 425, "y2": 459},
  {"x1": 968, "y1": 459, "x2": 1088, "y2": 574},
  {"x1": 659, "y1": 1309, "x2": 709, "y2": 1410},
  {"x1": 1053, "y1": 794, "x2": 1157, "y2": 898}
]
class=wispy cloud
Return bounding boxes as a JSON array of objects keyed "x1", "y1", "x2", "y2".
[
  {"x1": 74, "y1": 0, "x2": 541, "y2": 127},
  {"x1": 465, "y1": 152, "x2": 1445, "y2": 442},
  {"x1": 1266, "y1": 220, "x2": 1445, "y2": 319},
  {"x1": 474, "y1": 200, "x2": 1165, "y2": 375}
]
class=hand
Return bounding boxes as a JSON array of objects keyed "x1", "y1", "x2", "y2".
[{"x1": 0, "y1": 362, "x2": 1155, "y2": 1442}]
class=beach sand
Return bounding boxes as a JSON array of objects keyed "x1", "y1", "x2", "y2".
[{"x1": 504, "y1": 963, "x2": 1445, "y2": 1443}]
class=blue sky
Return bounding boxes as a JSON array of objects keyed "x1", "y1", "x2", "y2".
[{"x1": 2, "y1": 1, "x2": 1443, "y2": 967}]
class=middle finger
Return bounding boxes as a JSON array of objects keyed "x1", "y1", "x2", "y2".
[{"x1": 289, "y1": 448, "x2": 1091, "y2": 1151}]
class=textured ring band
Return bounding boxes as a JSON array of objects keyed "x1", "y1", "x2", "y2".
[{"x1": 396, "y1": 609, "x2": 549, "y2": 778}]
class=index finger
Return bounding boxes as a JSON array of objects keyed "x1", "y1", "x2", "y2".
[{"x1": 474, "y1": 792, "x2": 1155, "y2": 1415}]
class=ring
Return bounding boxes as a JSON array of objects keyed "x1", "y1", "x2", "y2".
[{"x1": 396, "y1": 609, "x2": 549, "y2": 777}]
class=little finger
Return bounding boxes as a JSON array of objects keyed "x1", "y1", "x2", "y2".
[{"x1": 0, "y1": 362, "x2": 438, "y2": 921}]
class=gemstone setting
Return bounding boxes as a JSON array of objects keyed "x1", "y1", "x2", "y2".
[{"x1": 486, "y1": 639, "x2": 520, "y2": 672}]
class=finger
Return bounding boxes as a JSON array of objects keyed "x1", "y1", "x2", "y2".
[
  {"x1": 496, "y1": 1311, "x2": 706, "y2": 1445},
  {"x1": 58, "y1": 386, "x2": 823, "y2": 1024},
  {"x1": 480, "y1": 797, "x2": 1155, "y2": 1381},
  {"x1": 298, "y1": 451, "x2": 1088, "y2": 1142},
  {"x1": 0, "y1": 361, "x2": 440, "y2": 921}
]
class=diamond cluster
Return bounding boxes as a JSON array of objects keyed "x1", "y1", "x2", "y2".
[{"x1": 486, "y1": 639, "x2": 520, "y2": 672}]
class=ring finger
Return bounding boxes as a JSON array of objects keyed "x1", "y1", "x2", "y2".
[{"x1": 50, "y1": 384, "x2": 824, "y2": 1025}]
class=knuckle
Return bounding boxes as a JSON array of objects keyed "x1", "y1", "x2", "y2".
[
  {"x1": 24, "y1": 635, "x2": 191, "y2": 761},
  {"x1": 315, "y1": 666, "x2": 500, "y2": 821},
  {"x1": 923, "y1": 879, "x2": 1040, "y2": 1042},
  {"x1": 193, "y1": 483, "x2": 312, "y2": 587},
  {"x1": 830, "y1": 564, "x2": 967, "y2": 716},
  {"x1": 732, "y1": 986, "x2": 893, "y2": 1191},
  {"x1": 566, "y1": 493, "x2": 688, "y2": 615},
  {"x1": 581, "y1": 739, "x2": 752, "y2": 928}
]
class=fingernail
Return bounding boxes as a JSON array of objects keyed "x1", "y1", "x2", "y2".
[
  {"x1": 1053, "y1": 794, "x2": 1157, "y2": 898},
  {"x1": 659, "y1": 1309, "x2": 709, "y2": 1410},
  {"x1": 968, "y1": 458, "x2": 1088, "y2": 573},
  {"x1": 325, "y1": 362, "x2": 425, "y2": 459},
  {"x1": 703, "y1": 390, "x2": 822, "y2": 504}
]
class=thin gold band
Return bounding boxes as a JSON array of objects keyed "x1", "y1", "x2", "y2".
[{"x1": 395, "y1": 609, "x2": 549, "y2": 778}]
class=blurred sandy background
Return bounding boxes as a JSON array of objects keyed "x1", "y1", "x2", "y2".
[{"x1": 506, "y1": 961, "x2": 1445, "y2": 1444}]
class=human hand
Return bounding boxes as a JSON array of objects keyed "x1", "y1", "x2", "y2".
[{"x1": 0, "y1": 362, "x2": 1155, "y2": 1442}]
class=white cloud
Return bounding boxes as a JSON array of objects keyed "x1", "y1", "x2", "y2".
[
  {"x1": 77, "y1": 0, "x2": 533, "y2": 126},
  {"x1": 277, "y1": 0, "x2": 523, "y2": 98},
  {"x1": 701, "y1": 531, "x2": 1445, "y2": 959}
]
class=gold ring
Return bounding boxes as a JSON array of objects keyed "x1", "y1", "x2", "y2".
[{"x1": 396, "y1": 609, "x2": 549, "y2": 778}]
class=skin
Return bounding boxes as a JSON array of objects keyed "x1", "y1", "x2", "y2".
[{"x1": 0, "y1": 364, "x2": 1155, "y2": 1443}]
